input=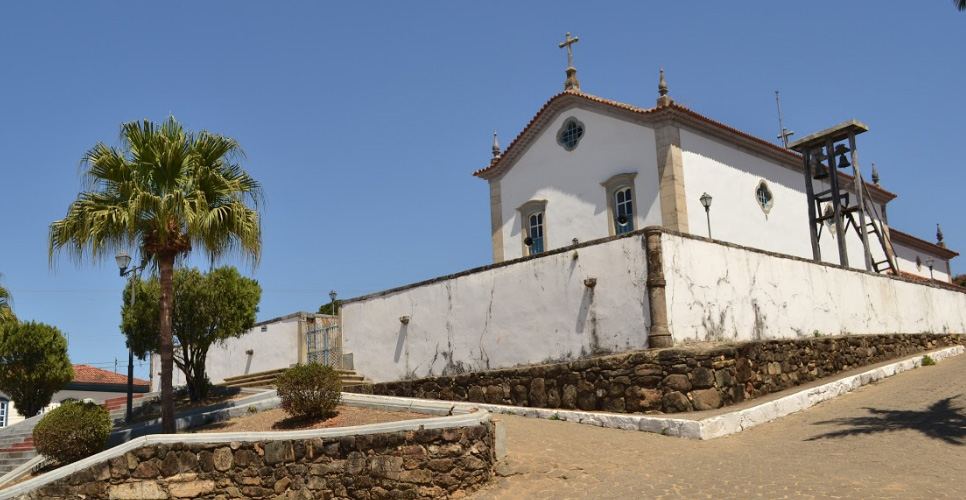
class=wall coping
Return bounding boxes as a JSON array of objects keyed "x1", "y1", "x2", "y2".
[{"x1": 0, "y1": 397, "x2": 492, "y2": 500}]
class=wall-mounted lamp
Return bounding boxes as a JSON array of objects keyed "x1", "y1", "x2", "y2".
[
  {"x1": 925, "y1": 257, "x2": 935, "y2": 281},
  {"x1": 245, "y1": 349, "x2": 254, "y2": 355},
  {"x1": 583, "y1": 278, "x2": 597, "y2": 289},
  {"x1": 572, "y1": 238, "x2": 579, "y2": 246},
  {"x1": 400, "y1": 316, "x2": 410, "y2": 325}
]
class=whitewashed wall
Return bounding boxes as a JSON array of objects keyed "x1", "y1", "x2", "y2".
[
  {"x1": 662, "y1": 232, "x2": 966, "y2": 342},
  {"x1": 892, "y1": 238, "x2": 952, "y2": 282},
  {"x1": 497, "y1": 106, "x2": 661, "y2": 260},
  {"x1": 342, "y1": 235, "x2": 652, "y2": 383},
  {"x1": 149, "y1": 313, "x2": 312, "y2": 391},
  {"x1": 679, "y1": 129, "x2": 892, "y2": 272}
]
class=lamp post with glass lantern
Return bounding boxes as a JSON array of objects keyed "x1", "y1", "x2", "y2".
[
  {"x1": 926, "y1": 257, "x2": 935, "y2": 281},
  {"x1": 700, "y1": 192, "x2": 713, "y2": 239},
  {"x1": 116, "y1": 250, "x2": 147, "y2": 423}
]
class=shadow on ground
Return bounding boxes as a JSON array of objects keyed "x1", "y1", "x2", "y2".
[{"x1": 806, "y1": 395, "x2": 966, "y2": 445}]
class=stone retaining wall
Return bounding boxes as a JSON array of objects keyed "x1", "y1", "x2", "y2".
[
  {"x1": 15, "y1": 424, "x2": 494, "y2": 500},
  {"x1": 373, "y1": 334, "x2": 964, "y2": 414}
]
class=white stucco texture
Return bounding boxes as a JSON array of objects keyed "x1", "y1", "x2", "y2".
[
  {"x1": 497, "y1": 105, "x2": 661, "y2": 260},
  {"x1": 679, "y1": 129, "x2": 894, "y2": 273},
  {"x1": 662, "y1": 232, "x2": 966, "y2": 342},
  {"x1": 342, "y1": 235, "x2": 652, "y2": 383}
]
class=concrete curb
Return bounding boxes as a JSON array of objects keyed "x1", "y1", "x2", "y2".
[{"x1": 362, "y1": 346, "x2": 963, "y2": 441}]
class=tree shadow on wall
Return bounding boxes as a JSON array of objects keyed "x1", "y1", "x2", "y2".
[{"x1": 805, "y1": 396, "x2": 966, "y2": 445}]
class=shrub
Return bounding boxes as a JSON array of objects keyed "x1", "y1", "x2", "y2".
[
  {"x1": 33, "y1": 401, "x2": 111, "y2": 464},
  {"x1": 922, "y1": 354, "x2": 936, "y2": 366},
  {"x1": 276, "y1": 364, "x2": 342, "y2": 419}
]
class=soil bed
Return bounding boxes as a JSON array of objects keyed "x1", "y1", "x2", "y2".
[{"x1": 187, "y1": 405, "x2": 434, "y2": 433}]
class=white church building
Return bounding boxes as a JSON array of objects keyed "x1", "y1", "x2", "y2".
[
  {"x1": 474, "y1": 71, "x2": 954, "y2": 282},
  {"x1": 339, "y1": 53, "x2": 963, "y2": 383}
]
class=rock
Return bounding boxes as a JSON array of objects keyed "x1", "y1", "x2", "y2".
[
  {"x1": 274, "y1": 477, "x2": 292, "y2": 495},
  {"x1": 663, "y1": 374, "x2": 691, "y2": 392},
  {"x1": 663, "y1": 391, "x2": 692, "y2": 413},
  {"x1": 691, "y1": 389, "x2": 723, "y2": 411},
  {"x1": 169, "y1": 480, "x2": 215, "y2": 498},
  {"x1": 576, "y1": 380, "x2": 597, "y2": 410},
  {"x1": 213, "y1": 448, "x2": 233, "y2": 472},
  {"x1": 467, "y1": 385, "x2": 485, "y2": 403},
  {"x1": 108, "y1": 481, "x2": 168, "y2": 500},
  {"x1": 265, "y1": 440, "x2": 295, "y2": 465},
  {"x1": 691, "y1": 367, "x2": 715, "y2": 388},
  {"x1": 528, "y1": 378, "x2": 547, "y2": 408},
  {"x1": 561, "y1": 384, "x2": 577, "y2": 409}
]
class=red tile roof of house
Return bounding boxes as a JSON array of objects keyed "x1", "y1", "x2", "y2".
[{"x1": 72, "y1": 364, "x2": 149, "y2": 387}]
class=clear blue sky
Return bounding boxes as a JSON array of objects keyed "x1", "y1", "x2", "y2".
[{"x1": 1, "y1": 2, "x2": 963, "y2": 382}]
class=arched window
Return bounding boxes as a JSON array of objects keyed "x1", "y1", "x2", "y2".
[
  {"x1": 518, "y1": 199, "x2": 548, "y2": 256},
  {"x1": 557, "y1": 117, "x2": 585, "y2": 151},
  {"x1": 601, "y1": 172, "x2": 638, "y2": 236},
  {"x1": 756, "y1": 180, "x2": 774, "y2": 214},
  {"x1": 614, "y1": 187, "x2": 634, "y2": 234},
  {"x1": 527, "y1": 213, "x2": 545, "y2": 254}
]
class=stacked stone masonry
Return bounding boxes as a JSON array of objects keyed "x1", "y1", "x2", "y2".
[
  {"x1": 16, "y1": 424, "x2": 494, "y2": 500},
  {"x1": 374, "y1": 334, "x2": 965, "y2": 414}
]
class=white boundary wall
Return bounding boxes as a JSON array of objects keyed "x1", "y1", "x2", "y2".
[
  {"x1": 343, "y1": 229, "x2": 965, "y2": 384},
  {"x1": 663, "y1": 232, "x2": 966, "y2": 342},
  {"x1": 343, "y1": 235, "x2": 652, "y2": 383}
]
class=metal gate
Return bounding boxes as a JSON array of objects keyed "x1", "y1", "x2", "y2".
[{"x1": 306, "y1": 323, "x2": 340, "y2": 367}]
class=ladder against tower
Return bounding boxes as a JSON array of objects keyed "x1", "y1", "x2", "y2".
[{"x1": 788, "y1": 120, "x2": 899, "y2": 276}]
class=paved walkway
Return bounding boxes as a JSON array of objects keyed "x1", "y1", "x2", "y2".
[{"x1": 470, "y1": 353, "x2": 966, "y2": 499}]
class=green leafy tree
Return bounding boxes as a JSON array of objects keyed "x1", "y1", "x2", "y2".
[
  {"x1": 49, "y1": 117, "x2": 263, "y2": 433},
  {"x1": 317, "y1": 300, "x2": 341, "y2": 316},
  {"x1": 0, "y1": 274, "x2": 15, "y2": 325},
  {"x1": 953, "y1": 274, "x2": 966, "y2": 288},
  {"x1": 122, "y1": 266, "x2": 261, "y2": 401},
  {"x1": 0, "y1": 321, "x2": 73, "y2": 418}
]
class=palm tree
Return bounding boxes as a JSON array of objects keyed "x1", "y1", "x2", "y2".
[
  {"x1": 959, "y1": 0, "x2": 966, "y2": 11},
  {"x1": 0, "y1": 274, "x2": 15, "y2": 325},
  {"x1": 49, "y1": 117, "x2": 263, "y2": 433}
]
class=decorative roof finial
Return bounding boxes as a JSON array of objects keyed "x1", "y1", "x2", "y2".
[
  {"x1": 937, "y1": 223, "x2": 945, "y2": 248},
  {"x1": 491, "y1": 132, "x2": 500, "y2": 159},
  {"x1": 657, "y1": 67, "x2": 673, "y2": 106},
  {"x1": 559, "y1": 32, "x2": 581, "y2": 91},
  {"x1": 871, "y1": 161, "x2": 880, "y2": 186}
]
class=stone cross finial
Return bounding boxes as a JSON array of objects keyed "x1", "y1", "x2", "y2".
[
  {"x1": 559, "y1": 32, "x2": 581, "y2": 91},
  {"x1": 938, "y1": 223, "x2": 945, "y2": 248},
  {"x1": 491, "y1": 132, "x2": 500, "y2": 158},
  {"x1": 657, "y1": 68, "x2": 673, "y2": 106},
  {"x1": 871, "y1": 161, "x2": 880, "y2": 186}
]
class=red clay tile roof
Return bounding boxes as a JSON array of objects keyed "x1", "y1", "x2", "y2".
[
  {"x1": 890, "y1": 229, "x2": 959, "y2": 259},
  {"x1": 474, "y1": 90, "x2": 897, "y2": 201},
  {"x1": 72, "y1": 364, "x2": 149, "y2": 387}
]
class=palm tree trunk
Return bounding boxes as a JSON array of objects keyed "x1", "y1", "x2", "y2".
[{"x1": 158, "y1": 252, "x2": 176, "y2": 433}]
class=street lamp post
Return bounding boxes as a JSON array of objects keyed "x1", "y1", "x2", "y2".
[
  {"x1": 700, "y1": 192, "x2": 713, "y2": 239},
  {"x1": 329, "y1": 290, "x2": 337, "y2": 317},
  {"x1": 115, "y1": 250, "x2": 146, "y2": 423},
  {"x1": 926, "y1": 257, "x2": 935, "y2": 281}
]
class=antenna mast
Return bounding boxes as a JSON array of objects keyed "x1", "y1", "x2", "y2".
[{"x1": 775, "y1": 91, "x2": 794, "y2": 148}]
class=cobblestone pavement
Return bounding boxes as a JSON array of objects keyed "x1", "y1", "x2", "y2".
[{"x1": 470, "y1": 354, "x2": 966, "y2": 499}]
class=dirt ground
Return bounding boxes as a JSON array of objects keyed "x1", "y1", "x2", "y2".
[{"x1": 187, "y1": 405, "x2": 434, "y2": 433}]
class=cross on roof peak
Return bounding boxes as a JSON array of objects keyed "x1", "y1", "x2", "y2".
[{"x1": 558, "y1": 32, "x2": 581, "y2": 91}]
